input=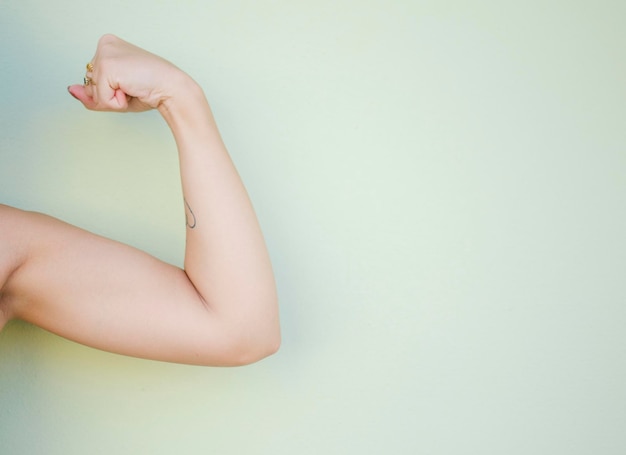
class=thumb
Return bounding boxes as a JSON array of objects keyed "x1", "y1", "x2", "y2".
[
  {"x1": 67, "y1": 85, "x2": 97, "y2": 110},
  {"x1": 110, "y1": 88, "x2": 129, "y2": 110}
]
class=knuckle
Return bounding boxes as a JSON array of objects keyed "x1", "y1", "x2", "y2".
[{"x1": 98, "y1": 33, "x2": 118, "y2": 46}]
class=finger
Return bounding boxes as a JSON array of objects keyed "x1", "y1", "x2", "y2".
[
  {"x1": 84, "y1": 58, "x2": 97, "y2": 99},
  {"x1": 67, "y1": 84, "x2": 98, "y2": 110},
  {"x1": 86, "y1": 80, "x2": 98, "y2": 105},
  {"x1": 90, "y1": 76, "x2": 129, "y2": 111}
]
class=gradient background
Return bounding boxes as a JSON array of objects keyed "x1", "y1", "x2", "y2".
[{"x1": 1, "y1": 1, "x2": 625, "y2": 453}]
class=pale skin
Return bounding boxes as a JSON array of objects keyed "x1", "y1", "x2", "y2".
[{"x1": 0, "y1": 35, "x2": 280, "y2": 366}]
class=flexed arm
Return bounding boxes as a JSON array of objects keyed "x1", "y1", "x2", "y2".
[{"x1": 1, "y1": 35, "x2": 280, "y2": 365}]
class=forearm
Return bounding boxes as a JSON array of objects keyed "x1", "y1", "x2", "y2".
[{"x1": 158, "y1": 75, "x2": 280, "y2": 353}]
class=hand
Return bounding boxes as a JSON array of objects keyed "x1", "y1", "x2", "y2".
[{"x1": 68, "y1": 34, "x2": 185, "y2": 112}]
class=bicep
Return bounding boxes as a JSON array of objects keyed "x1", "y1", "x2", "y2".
[{"x1": 7, "y1": 211, "x2": 230, "y2": 365}]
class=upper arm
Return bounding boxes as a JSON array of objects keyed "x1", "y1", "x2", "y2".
[{"x1": 1, "y1": 206, "x2": 255, "y2": 365}]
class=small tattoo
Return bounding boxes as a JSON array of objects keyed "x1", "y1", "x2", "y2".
[{"x1": 184, "y1": 198, "x2": 197, "y2": 229}]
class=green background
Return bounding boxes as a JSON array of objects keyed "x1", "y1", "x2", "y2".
[{"x1": 1, "y1": 1, "x2": 625, "y2": 453}]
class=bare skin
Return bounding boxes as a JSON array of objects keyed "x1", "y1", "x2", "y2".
[{"x1": 0, "y1": 35, "x2": 280, "y2": 366}]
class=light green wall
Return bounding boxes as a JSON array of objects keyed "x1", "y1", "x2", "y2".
[{"x1": 1, "y1": 1, "x2": 625, "y2": 453}]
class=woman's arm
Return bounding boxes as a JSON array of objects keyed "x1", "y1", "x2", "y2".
[{"x1": 0, "y1": 35, "x2": 280, "y2": 366}]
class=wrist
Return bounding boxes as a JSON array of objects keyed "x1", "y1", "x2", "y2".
[
  {"x1": 157, "y1": 72, "x2": 207, "y2": 121},
  {"x1": 156, "y1": 73, "x2": 220, "y2": 148}
]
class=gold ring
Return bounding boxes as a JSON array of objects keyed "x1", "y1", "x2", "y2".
[
  {"x1": 86, "y1": 62, "x2": 94, "y2": 72},
  {"x1": 84, "y1": 77, "x2": 95, "y2": 86}
]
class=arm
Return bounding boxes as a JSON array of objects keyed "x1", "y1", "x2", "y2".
[{"x1": 1, "y1": 35, "x2": 280, "y2": 366}]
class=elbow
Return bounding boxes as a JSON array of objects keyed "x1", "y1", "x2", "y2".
[
  {"x1": 263, "y1": 328, "x2": 282, "y2": 358},
  {"x1": 215, "y1": 321, "x2": 281, "y2": 367},
  {"x1": 251, "y1": 330, "x2": 281, "y2": 364},
  {"x1": 193, "y1": 290, "x2": 281, "y2": 366},
  {"x1": 222, "y1": 295, "x2": 281, "y2": 366},
  {"x1": 226, "y1": 333, "x2": 281, "y2": 367},
  {"x1": 248, "y1": 322, "x2": 282, "y2": 364}
]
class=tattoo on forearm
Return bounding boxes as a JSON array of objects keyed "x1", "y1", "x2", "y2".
[{"x1": 184, "y1": 198, "x2": 197, "y2": 229}]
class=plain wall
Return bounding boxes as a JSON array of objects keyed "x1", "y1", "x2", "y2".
[{"x1": 1, "y1": 1, "x2": 625, "y2": 453}]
